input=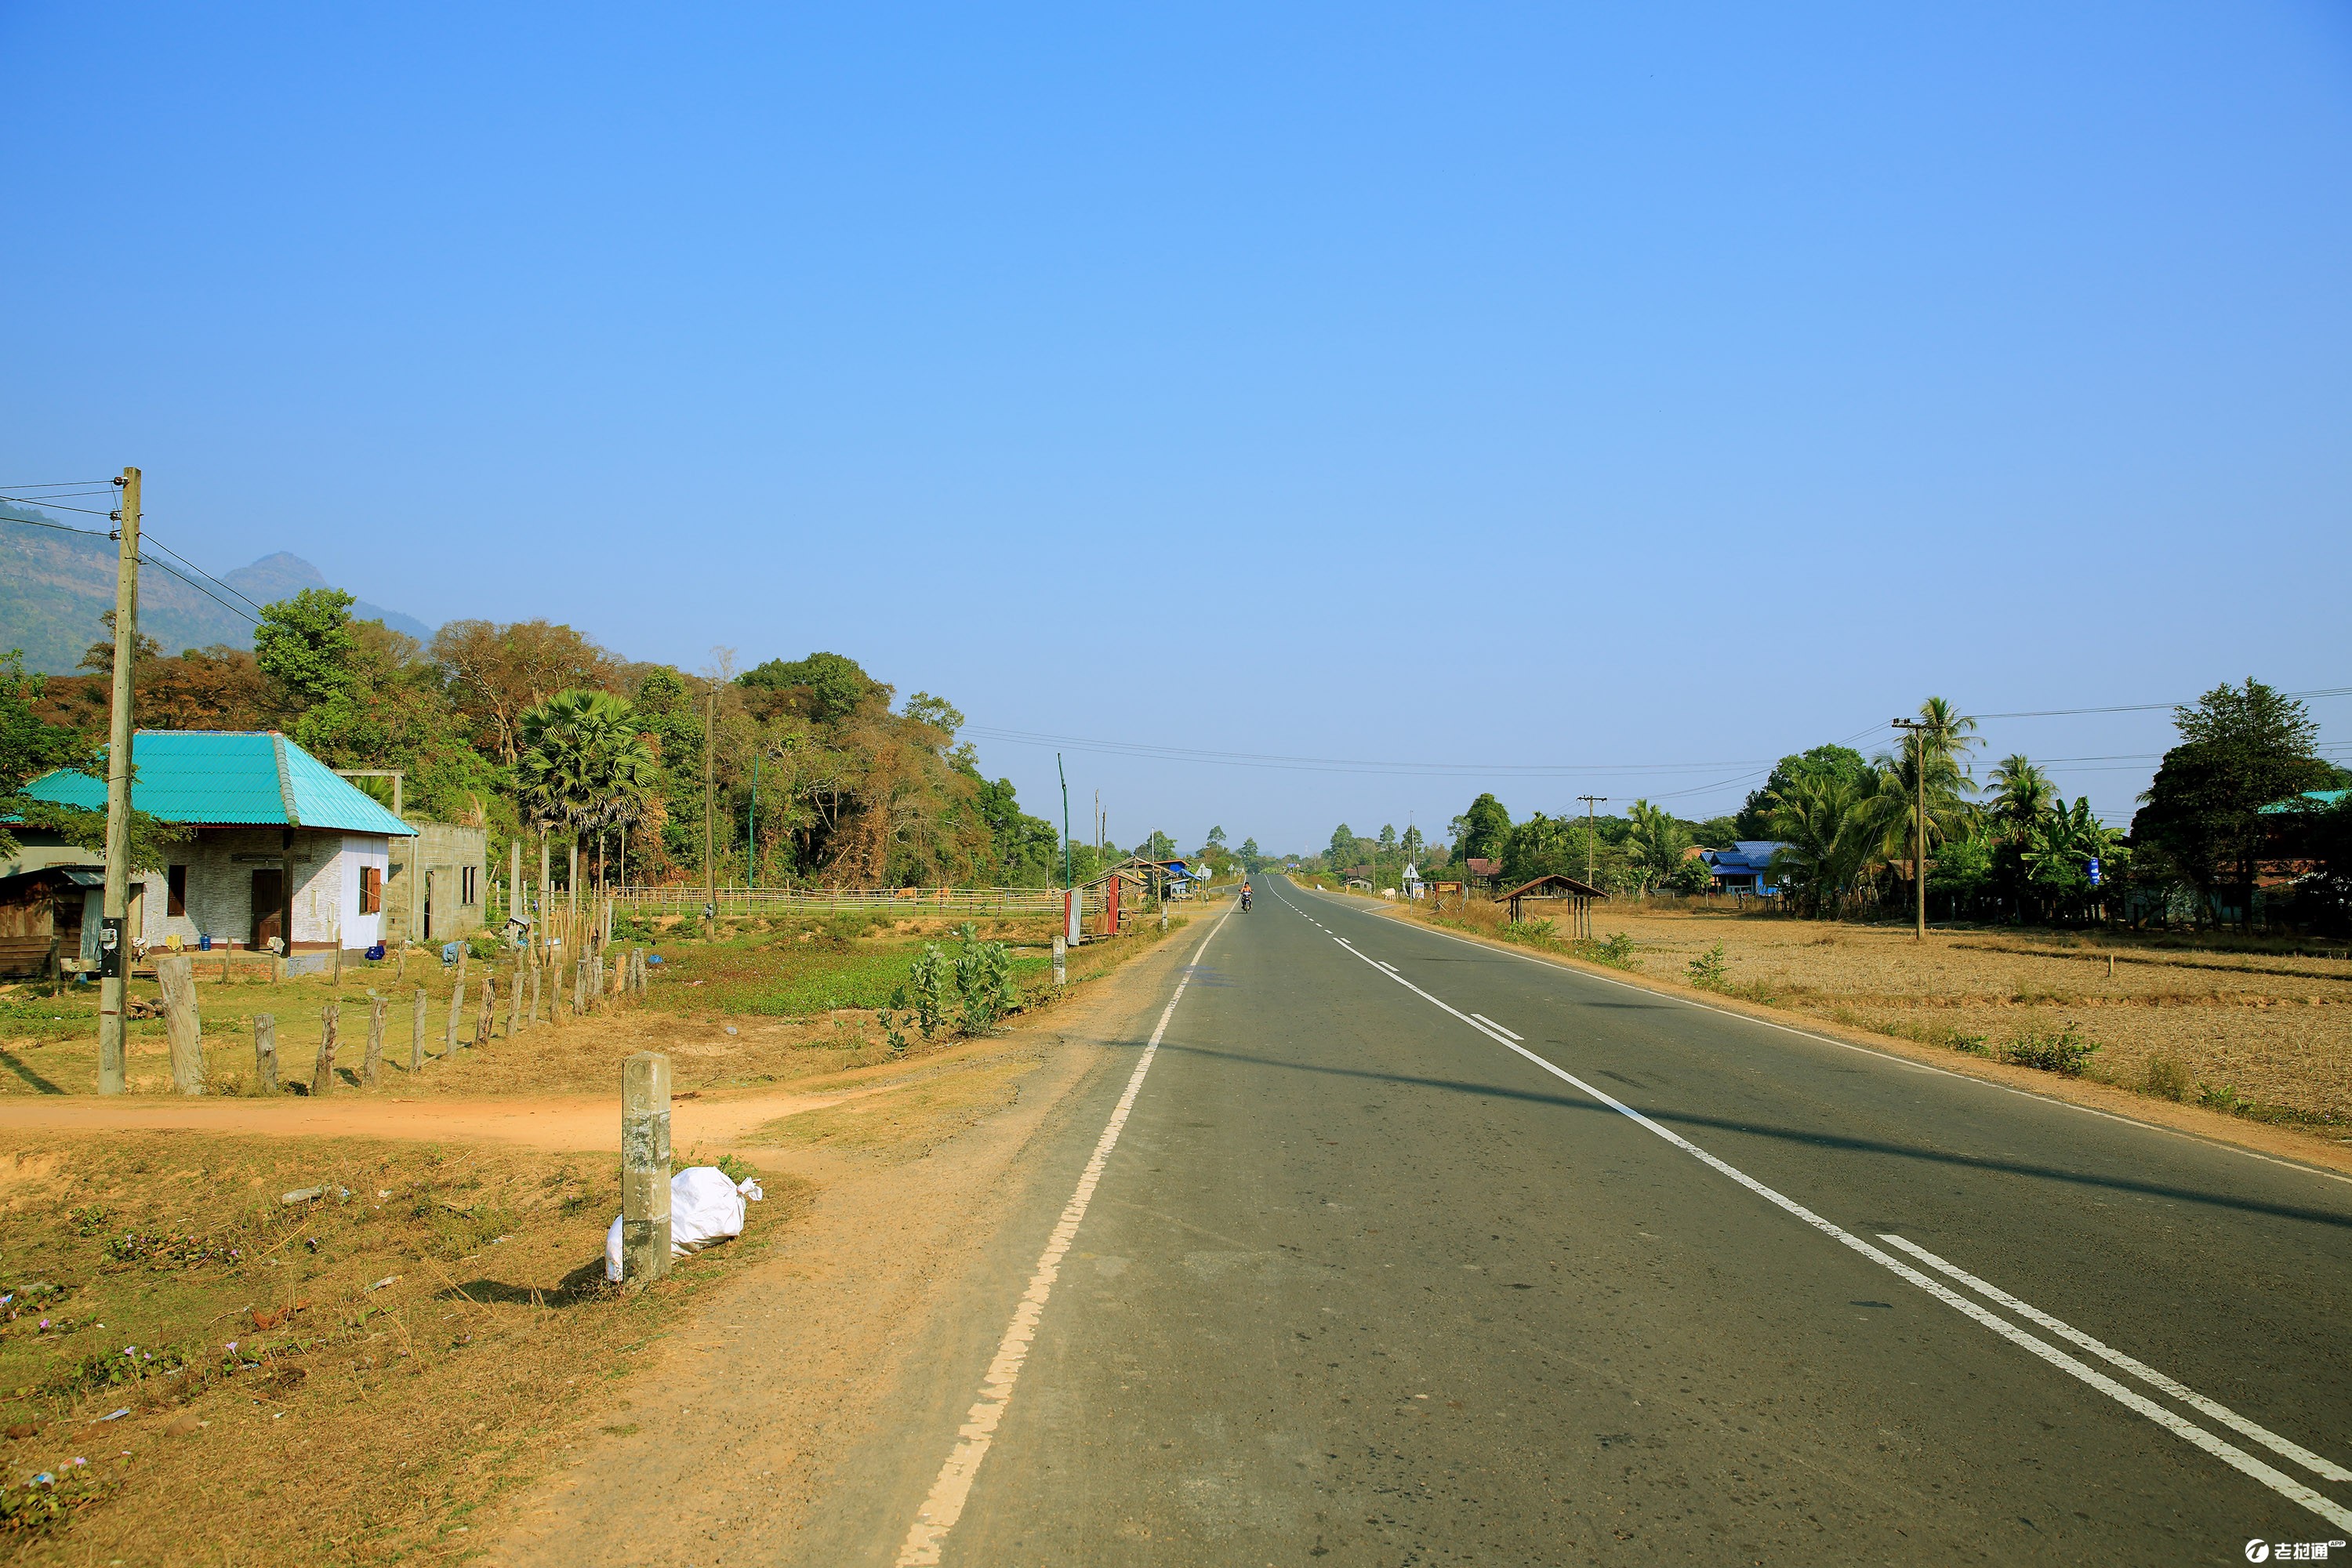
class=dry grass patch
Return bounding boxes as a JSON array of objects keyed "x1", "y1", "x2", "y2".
[
  {"x1": 1403, "y1": 896, "x2": 2352, "y2": 1128},
  {"x1": 0, "y1": 1131, "x2": 804, "y2": 1563}
]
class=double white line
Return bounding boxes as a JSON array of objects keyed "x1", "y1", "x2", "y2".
[{"x1": 1329, "y1": 935, "x2": 2352, "y2": 1534}]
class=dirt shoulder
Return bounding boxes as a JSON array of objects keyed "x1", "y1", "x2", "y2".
[
  {"x1": 0, "y1": 914, "x2": 1199, "y2": 1563},
  {"x1": 481, "y1": 912, "x2": 1214, "y2": 1567},
  {"x1": 1359, "y1": 894, "x2": 2352, "y2": 1182}
]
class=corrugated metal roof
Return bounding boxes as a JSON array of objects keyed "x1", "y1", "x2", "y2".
[{"x1": 21, "y1": 731, "x2": 417, "y2": 837}]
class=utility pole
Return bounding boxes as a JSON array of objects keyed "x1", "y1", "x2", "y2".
[
  {"x1": 1891, "y1": 718, "x2": 1930, "y2": 941},
  {"x1": 96, "y1": 467, "x2": 140, "y2": 1094},
  {"x1": 702, "y1": 690, "x2": 717, "y2": 938},
  {"x1": 1057, "y1": 753, "x2": 1073, "y2": 891},
  {"x1": 1575, "y1": 795, "x2": 1607, "y2": 891},
  {"x1": 747, "y1": 749, "x2": 757, "y2": 890}
]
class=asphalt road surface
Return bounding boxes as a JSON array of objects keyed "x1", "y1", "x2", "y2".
[{"x1": 794, "y1": 876, "x2": 2352, "y2": 1566}]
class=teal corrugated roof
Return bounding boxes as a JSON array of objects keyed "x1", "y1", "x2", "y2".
[
  {"x1": 20, "y1": 731, "x2": 417, "y2": 837},
  {"x1": 2259, "y1": 788, "x2": 2350, "y2": 815}
]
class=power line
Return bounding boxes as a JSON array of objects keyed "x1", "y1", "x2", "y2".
[
  {"x1": 0, "y1": 495, "x2": 117, "y2": 517},
  {"x1": 1972, "y1": 688, "x2": 2352, "y2": 719},
  {"x1": 134, "y1": 551, "x2": 261, "y2": 628},
  {"x1": 963, "y1": 724, "x2": 1773, "y2": 778},
  {"x1": 0, "y1": 510, "x2": 114, "y2": 538},
  {"x1": 140, "y1": 532, "x2": 267, "y2": 616}
]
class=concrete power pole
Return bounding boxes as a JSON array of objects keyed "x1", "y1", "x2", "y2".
[{"x1": 96, "y1": 467, "x2": 141, "y2": 1095}]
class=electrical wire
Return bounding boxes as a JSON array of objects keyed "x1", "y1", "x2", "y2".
[
  {"x1": 134, "y1": 552, "x2": 261, "y2": 627},
  {"x1": 140, "y1": 533, "x2": 267, "y2": 616},
  {"x1": 0, "y1": 495, "x2": 117, "y2": 517},
  {"x1": 0, "y1": 510, "x2": 114, "y2": 538}
]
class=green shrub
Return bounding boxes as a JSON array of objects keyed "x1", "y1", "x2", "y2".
[
  {"x1": 2196, "y1": 1080, "x2": 2242, "y2": 1113},
  {"x1": 951, "y1": 924, "x2": 1020, "y2": 1033},
  {"x1": 1585, "y1": 933, "x2": 1638, "y2": 970},
  {"x1": 895, "y1": 945, "x2": 954, "y2": 1037},
  {"x1": 2142, "y1": 1055, "x2": 2191, "y2": 1102},
  {"x1": 1500, "y1": 918, "x2": 1559, "y2": 946},
  {"x1": 2002, "y1": 1028, "x2": 2098, "y2": 1076},
  {"x1": 1686, "y1": 942, "x2": 1728, "y2": 989}
]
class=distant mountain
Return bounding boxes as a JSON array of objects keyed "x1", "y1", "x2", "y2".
[
  {"x1": 0, "y1": 506, "x2": 435, "y2": 674},
  {"x1": 220, "y1": 552, "x2": 434, "y2": 644}
]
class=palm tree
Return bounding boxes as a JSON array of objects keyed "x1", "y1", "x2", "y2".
[
  {"x1": 1764, "y1": 769, "x2": 1880, "y2": 917},
  {"x1": 517, "y1": 689, "x2": 660, "y2": 895},
  {"x1": 1873, "y1": 698, "x2": 1980, "y2": 927},
  {"x1": 1988, "y1": 754, "x2": 2055, "y2": 839},
  {"x1": 1623, "y1": 799, "x2": 1690, "y2": 893}
]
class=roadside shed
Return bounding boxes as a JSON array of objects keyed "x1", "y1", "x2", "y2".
[
  {"x1": 1079, "y1": 866, "x2": 1148, "y2": 938},
  {"x1": 1497, "y1": 873, "x2": 1607, "y2": 939}
]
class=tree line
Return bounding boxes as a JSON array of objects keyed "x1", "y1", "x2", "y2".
[
  {"x1": 1301, "y1": 680, "x2": 2347, "y2": 931},
  {"x1": 11, "y1": 590, "x2": 1085, "y2": 891}
]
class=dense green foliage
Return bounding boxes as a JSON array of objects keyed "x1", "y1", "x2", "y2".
[{"x1": 19, "y1": 587, "x2": 1073, "y2": 887}]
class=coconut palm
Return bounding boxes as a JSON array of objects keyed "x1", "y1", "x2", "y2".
[
  {"x1": 1624, "y1": 799, "x2": 1691, "y2": 893},
  {"x1": 1988, "y1": 754, "x2": 2056, "y2": 839},
  {"x1": 1764, "y1": 768, "x2": 1881, "y2": 916}
]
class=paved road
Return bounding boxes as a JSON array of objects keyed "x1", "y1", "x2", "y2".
[{"x1": 795, "y1": 877, "x2": 2352, "y2": 1566}]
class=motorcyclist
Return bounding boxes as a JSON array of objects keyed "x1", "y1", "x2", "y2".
[{"x1": 1240, "y1": 880, "x2": 1251, "y2": 912}]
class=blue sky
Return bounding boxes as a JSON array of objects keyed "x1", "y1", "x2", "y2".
[{"x1": 4, "y1": 3, "x2": 2347, "y2": 851}]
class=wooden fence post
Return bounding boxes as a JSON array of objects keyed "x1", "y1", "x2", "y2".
[
  {"x1": 311, "y1": 1000, "x2": 339, "y2": 1095},
  {"x1": 157, "y1": 953, "x2": 205, "y2": 1096},
  {"x1": 531, "y1": 959, "x2": 543, "y2": 1024},
  {"x1": 1052, "y1": 932, "x2": 1066, "y2": 988},
  {"x1": 621, "y1": 1052, "x2": 673, "y2": 1283},
  {"x1": 475, "y1": 974, "x2": 496, "y2": 1047},
  {"x1": 410, "y1": 987, "x2": 427, "y2": 1070},
  {"x1": 446, "y1": 970, "x2": 467, "y2": 1053},
  {"x1": 365, "y1": 993, "x2": 387, "y2": 1087},
  {"x1": 508, "y1": 964, "x2": 523, "y2": 1035},
  {"x1": 254, "y1": 1014, "x2": 278, "y2": 1093}
]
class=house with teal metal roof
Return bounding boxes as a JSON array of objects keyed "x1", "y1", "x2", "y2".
[{"x1": 5, "y1": 731, "x2": 441, "y2": 971}]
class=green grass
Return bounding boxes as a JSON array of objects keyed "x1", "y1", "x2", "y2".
[{"x1": 637, "y1": 930, "x2": 1060, "y2": 1019}]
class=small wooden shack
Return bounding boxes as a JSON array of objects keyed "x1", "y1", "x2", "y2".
[
  {"x1": 1497, "y1": 873, "x2": 1607, "y2": 939},
  {"x1": 1078, "y1": 867, "x2": 1148, "y2": 938}
]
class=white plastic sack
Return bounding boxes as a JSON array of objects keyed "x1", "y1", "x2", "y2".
[{"x1": 604, "y1": 1167, "x2": 765, "y2": 1283}]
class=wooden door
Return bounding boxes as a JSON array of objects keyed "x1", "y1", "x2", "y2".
[{"x1": 252, "y1": 869, "x2": 284, "y2": 950}]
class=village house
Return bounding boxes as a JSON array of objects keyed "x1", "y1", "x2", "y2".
[{"x1": 0, "y1": 732, "x2": 483, "y2": 978}]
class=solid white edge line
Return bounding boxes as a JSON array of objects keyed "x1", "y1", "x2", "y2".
[
  {"x1": 1298, "y1": 882, "x2": 2352, "y2": 1193},
  {"x1": 1468, "y1": 1013, "x2": 1522, "y2": 1041},
  {"x1": 1318, "y1": 926, "x2": 2352, "y2": 1536},
  {"x1": 893, "y1": 909, "x2": 1231, "y2": 1566},
  {"x1": 1876, "y1": 1233, "x2": 2352, "y2": 1484}
]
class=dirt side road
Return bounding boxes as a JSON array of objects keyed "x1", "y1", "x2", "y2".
[{"x1": 478, "y1": 924, "x2": 1208, "y2": 1567}]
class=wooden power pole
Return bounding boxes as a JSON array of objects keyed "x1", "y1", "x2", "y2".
[
  {"x1": 1575, "y1": 795, "x2": 1607, "y2": 892},
  {"x1": 1891, "y1": 718, "x2": 1929, "y2": 941},
  {"x1": 96, "y1": 466, "x2": 140, "y2": 1095}
]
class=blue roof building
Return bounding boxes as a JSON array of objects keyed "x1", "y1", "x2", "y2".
[
  {"x1": 2, "y1": 731, "x2": 479, "y2": 972},
  {"x1": 1700, "y1": 840, "x2": 1788, "y2": 895}
]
